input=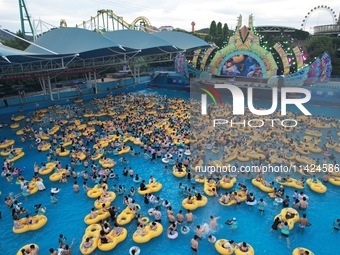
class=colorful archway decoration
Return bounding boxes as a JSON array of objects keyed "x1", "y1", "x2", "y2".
[
  {"x1": 293, "y1": 46, "x2": 305, "y2": 71},
  {"x1": 209, "y1": 14, "x2": 277, "y2": 78},
  {"x1": 273, "y1": 42, "x2": 290, "y2": 75},
  {"x1": 200, "y1": 45, "x2": 218, "y2": 71},
  {"x1": 192, "y1": 49, "x2": 202, "y2": 68}
]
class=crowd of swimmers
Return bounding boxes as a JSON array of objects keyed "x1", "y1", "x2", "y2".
[{"x1": 1, "y1": 93, "x2": 339, "y2": 254}]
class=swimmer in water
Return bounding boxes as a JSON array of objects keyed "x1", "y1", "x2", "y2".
[
  {"x1": 190, "y1": 235, "x2": 199, "y2": 253},
  {"x1": 209, "y1": 215, "x2": 221, "y2": 228},
  {"x1": 258, "y1": 198, "x2": 267, "y2": 215},
  {"x1": 333, "y1": 219, "x2": 340, "y2": 230},
  {"x1": 50, "y1": 193, "x2": 58, "y2": 204},
  {"x1": 208, "y1": 235, "x2": 216, "y2": 243},
  {"x1": 73, "y1": 181, "x2": 79, "y2": 192}
]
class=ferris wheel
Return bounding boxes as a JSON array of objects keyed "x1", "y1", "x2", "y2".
[{"x1": 300, "y1": 5, "x2": 338, "y2": 31}]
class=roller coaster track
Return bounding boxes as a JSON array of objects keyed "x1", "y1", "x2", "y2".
[{"x1": 75, "y1": 9, "x2": 152, "y2": 32}]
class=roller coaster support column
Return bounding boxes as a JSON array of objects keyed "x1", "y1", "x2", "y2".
[
  {"x1": 18, "y1": 0, "x2": 35, "y2": 38},
  {"x1": 47, "y1": 76, "x2": 54, "y2": 101}
]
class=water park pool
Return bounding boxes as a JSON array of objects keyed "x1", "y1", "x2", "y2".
[{"x1": 0, "y1": 88, "x2": 339, "y2": 255}]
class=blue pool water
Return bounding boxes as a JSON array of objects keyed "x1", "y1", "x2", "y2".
[{"x1": 0, "y1": 88, "x2": 339, "y2": 255}]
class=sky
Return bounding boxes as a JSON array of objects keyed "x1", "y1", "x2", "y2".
[{"x1": 1, "y1": 0, "x2": 339, "y2": 35}]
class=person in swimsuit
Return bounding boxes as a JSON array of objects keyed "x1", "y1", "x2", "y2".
[
  {"x1": 298, "y1": 214, "x2": 311, "y2": 229},
  {"x1": 99, "y1": 230, "x2": 111, "y2": 243},
  {"x1": 222, "y1": 240, "x2": 236, "y2": 251},
  {"x1": 190, "y1": 235, "x2": 199, "y2": 253},
  {"x1": 82, "y1": 237, "x2": 93, "y2": 249},
  {"x1": 271, "y1": 217, "x2": 281, "y2": 232},
  {"x1": 177, "y1": 210, "x2": 184, "y2": 223},
  {"x1": 239, "y1": 242, "x2": 249, "y2": 252}
]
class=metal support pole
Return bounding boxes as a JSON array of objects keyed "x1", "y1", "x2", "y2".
[
  {"x1": 94, "y1": 71, "x2": 97, "y2": 94},
  {"x1": 47, "y1": 76, "x2": 53, "y2": 101},
  {"x1": 40, "y1": 77, "x2": 47, "y2": 94},
  {"x1": 137, "y1": 66, "x2": 140, "y2": 84},
  {"x1": 133, "y1": 66, "x2": 137, "y2": 84}
]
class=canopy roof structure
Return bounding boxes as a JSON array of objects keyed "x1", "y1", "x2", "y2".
[{"x1": 0, "y1": 28, "x2": 210, "y2": 79}]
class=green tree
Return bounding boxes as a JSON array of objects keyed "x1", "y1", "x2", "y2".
[
  {"x1": 222, "y1": 23, "x2": 229, "y2": 38},
  {"x1": 217, "y1": 22, "x2": 222, "y2": 37},
  {"x1": 3, "y1": 30, "x2": 30, "y2": 50},
  {"x1": 204, "y1": 34, "x2": 212, "y2": 43},
  {"x1": 209, "y1": 21, "x2": 217, "y2": 38},
  {"x1": 306, "y1": 35, "x2": 334, "y2": 61}
]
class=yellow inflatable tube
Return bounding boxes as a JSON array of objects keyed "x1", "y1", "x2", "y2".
[
  {"x1": 97, "y1": 227, "x2": 127, "y2": 251},
  {"x1": 84, "y1": 210, "x2": 110, "y2": 224},
  {"x1": 10, "y1": 123, "x2": 20, "y2": 129},
  {"x1": 93, "y1": 141, "x2": 109, "y2": 149},
  {"x1": 116, "y1": 204, "x2": 141, "y2": 225},
  {"x1": 39, "y1": 162, "x2": 56, "y2": 175},
  {"x1": 117, "y1": 147, "x2": 131, "y2": 155},
  {"x1": 219, "y1": 190, "x2": 247, "y2": 206},
  {"x1": 7, "y1": 151, "x2": 25, "y2": 162},
  {"x1": 79, "y1": 224, "x2": 101, "y2": 255},
  {"x1": 38, "y1": 134, "x2": 50, "y2": 140},
  {"x1": 16, "y1": 129, "x2": 24, "y2": 135},
  {"x1": 1, "y1": 148, "x2": 22, "y2": 156},
  {"x1": 215, "y1": 239, "x2": 233, "y2": 255},
  {"x1": 49, "y1": 126, "x2": 60, "y2": 135},
  {"x1": 275, "y1": 208, "x2": 299, "y2": 230},
  {"x1": 16, "y1": 244, "x2": 39, "y2": 255},
  {"x1": 13, "y1": 115, "x2": 25, "y2": 122},
  {"x1": 87, "y1": 184, "x2": 108, "y2": 198},
  {"x1": 49, "y1": 169, "x2": 66, "y2": 181},
  {"x1": 292, "y1": 247, "x2": 314, "y2": 255},
  {"x1": 91, "y1": 152, "x2": 104, "y2": 161},
  {"x1": 132, "y1": 222, "x2": 163, "y2": 243},
  {"x1": 276, "y1": 177, "x2": 304, "y2": 189},
  {"x1": 28, "y1": 178, "x2": 42, "y2": 195},
  {"x1": 247, "y1": 152, "x2": 265, "y2": 160},
  {"x1": 182, "y1": 196, "x2": 208, "y2": 210},
  {"x1": 56, "y1": 148, "x2": 70, "y2": 157},
  {"x1": 99, "y1": 158, "x2": 115, "y2": 168},
  {"x1": 306, "y1": 178, "x2": 327, "y2": 193},
  {"x1": 72, "y1": 152, "x2": 86, "y2": 161},
  {"x1": 220, "y1": 177, "x2": 237, "y2": 189},
  {"x1": 329, "y1": 177, "x2": 340, "y2": 186},
  {"x1": 94, "y1": 192, "x2": 117, "y2": 209},
  {"x1": 204, "y1": 180, "x2": 218, "y2": 196},
  {"x1": 308, "y1": 145, "x2": 322, "y2": 153},
  {"x1": 137, "y1": 182, "x2": 162, "y2": 195},
  {"x1": 13, "y1": 215, "x2": 48, "y2": 233},
  {"x1": 252, "y1": 179, "x2": 274, "y2": 193},
  {"x1": 237, "y1": 155, "x2": 250, "y2": 162},
  {"x1": 234, "y1": 243, "x2": 255, "y2": 255},
  {"x1": 40, "y1": 143, "x2": 51, "y2": 152},
  {"x1": 172, "y1": 166, "x2": 187, "y2": 178},
  {"x1": 62, "y1": 140, "x2": 73, "y2": 147}
]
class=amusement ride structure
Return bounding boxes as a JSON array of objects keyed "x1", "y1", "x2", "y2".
[
  {"x1": 75, "y1": 10, "x2": 152, "y2": 33},
  {"x1": 300, "y1": 5, "x2": 339, "y2": 35},
  {"x1": 17, "y1": 0, "x2": 154, "y2": 40}
]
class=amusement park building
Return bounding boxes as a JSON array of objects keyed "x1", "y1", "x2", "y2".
[{"x1": 0, "y1": 28, "x2": 210, "y2": 79}]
